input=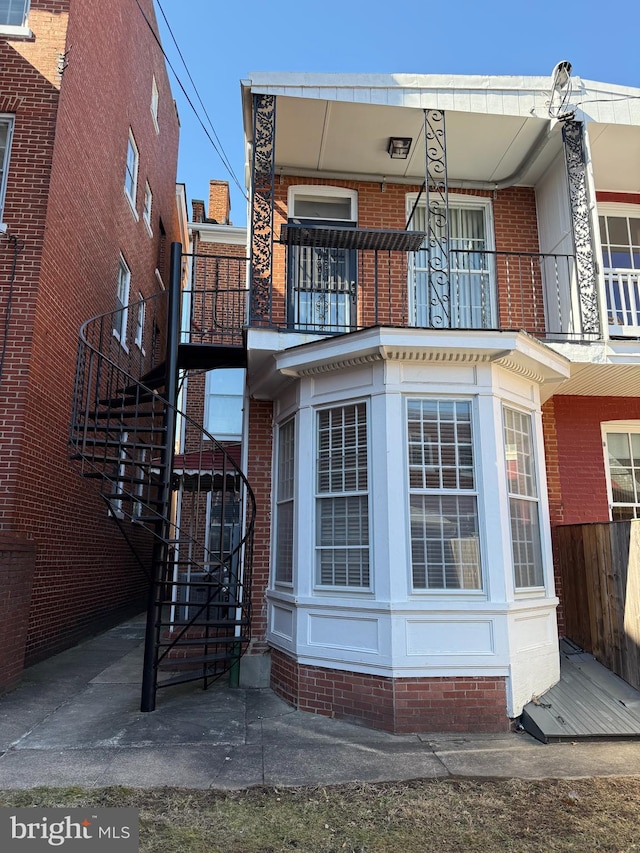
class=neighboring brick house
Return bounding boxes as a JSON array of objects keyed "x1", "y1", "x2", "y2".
[
  {"x1": 0, "y1": 0, "x2": 182, "y2": 688},
  {"x1": 228, "y1": 69, "x2": 640, "y2": 732}
]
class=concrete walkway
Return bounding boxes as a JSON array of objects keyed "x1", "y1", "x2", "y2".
[{"x1": 1, "y1": 617, "x2": 640, "y2": 790}]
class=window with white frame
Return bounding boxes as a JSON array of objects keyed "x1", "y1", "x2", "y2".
[
  {"x1": 602, "y1": 425, "x2": 640, "y2": 520},
  {"x1": 0, "y1": 116, "x2": 14, "y2": 222},
  {"x1": 150, "y1": 76, "x2": 159, "y2": 132},
  {"x1": 204, "y1": 368, "x2": 244, "y2": 441},
  {"x1": 503, "y1": 407, "x2": 543, "y2": 589},
  {"x1": 124, "y1": 130, "x2": 139, "y2": 212},
  {"x1": 0, "y1": 0, "x2": 29, "y2": 28},
  {"x1": 143, "y1": 182, "x2": 152, "y2": 232},
  {"x1": 407, "y1": 399, "x2": 481, "y2": 590},
  {"x1": 287, "y1": 186, "x2": 358, "y2": 333},
  {"x1": 275, "y1": 418, "x2": 295, "y2": 584},
  {"x1": 599, "y1": 209, "x2": 640, "y2": 334},
  {"x1": 407, "y1": 195, "x2": 495, "y2": 329},
  {"x1": 316, "y1": 402, "x2": 369, "y2": 588},
  {"x1": 113, "y1": 256, "x2": 130, "y2": 344},
  {"x1": 134, "y1": 292, "x2": 145, "y2": 351}
]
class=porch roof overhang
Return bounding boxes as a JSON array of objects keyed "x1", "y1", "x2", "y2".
[
  {"x1": 545, "y1": 340, "x2": 640, "y2": 397},
  {"x1": 242, "y1": 73, "x2": 640, "y2": 191},
  {"x1": 246, "y1": 326, "x2": 570, "y2": 401}
]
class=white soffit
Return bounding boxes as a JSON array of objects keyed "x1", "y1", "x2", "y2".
[
  {"x1": 273, "y1": 96, "x2": 550, "y2": 184},
  {"x1": 588, "y1": 123, "x2": 640, "y2": 193},
  {"x1": 554, "y1": 363, "x2": 640, "y2": 397}
]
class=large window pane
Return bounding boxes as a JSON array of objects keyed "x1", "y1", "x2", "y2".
[
  {"x1": 204, "y1": 368, "x2": 244, "y2": 440},
  {"x1": 407, "y1": 399, "x2": 481, "y2": 591},
  {"x1": 316, "y1": 403, "x2": 369, "y2": 588},
  {"x1": 0, "y1": 0, "x2": 28, "y2": 26},
  {"x1": 503, "y1": 408, "x2": 543, "y2": 589}
]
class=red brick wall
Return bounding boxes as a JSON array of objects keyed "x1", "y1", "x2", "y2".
[
  {"x1": 545, "y1": 395, "x2": 640, "y2": 637},
  {"x1": 271, "y1": 649, "x2": 509, "y2": 733},
  {"x1": 0, "y1": 0, "x2": 181, "y2": 666},
  {"x1": 246, "y1": 399, "x2": 273, "y2": 648},
  {"x1": 0, "y1": 533, "x2": 36, "y2": 688},
  {"x1": 549, "y1": 395, "x2": 640, "y2": 525}
]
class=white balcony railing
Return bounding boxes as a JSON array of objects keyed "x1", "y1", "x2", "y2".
[{"x1": 604, "y1": 269, "x2": 640, "y2": 337}]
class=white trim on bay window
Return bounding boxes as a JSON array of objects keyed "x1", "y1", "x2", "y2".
[
  {"x1": 315, "y1": 400, "x2": 370, "y2": 589},
  {"x1": 406, "y1": 397, "x2": 482, "y2": 592},
  {"x1": 274, "y1": 417, "x2": 295, "y2": 586},
  {"x1": 502, "y1": 406, "x2": 544, "y2": 590}
]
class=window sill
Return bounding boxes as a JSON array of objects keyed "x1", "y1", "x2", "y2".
[
  {"x1": 144, "y1": 218, "x2": 153, "y2": 238},
  {"x1": 0, "y1": 24, "x2": 32, "y2": 39},
  {"x1": 112, "y1": 328, "x2": 129, "y2": 353},
  {"x1": 124, "y1": 191, "x2": 139, "y2": 221}
]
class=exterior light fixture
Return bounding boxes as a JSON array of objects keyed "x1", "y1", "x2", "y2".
[{"x1": 387, "y1": 137, "x2": 412, "y2": 159}]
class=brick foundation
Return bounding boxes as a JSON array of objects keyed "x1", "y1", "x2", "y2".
[
  {"x1": 0, "y1": 533, "x2": 36, "y2": 690},
  {"x1": 271, "y1": 649, "x2": 509, "y2": 734}
]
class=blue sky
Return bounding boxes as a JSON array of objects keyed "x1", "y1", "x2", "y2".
[{"x1": 155, "y1": 0, "x2": 639, "y2": 228}]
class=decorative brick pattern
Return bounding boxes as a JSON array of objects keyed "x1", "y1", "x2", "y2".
[{"x1": 271, "y1": 649, "x2": 509, "y2": 733}]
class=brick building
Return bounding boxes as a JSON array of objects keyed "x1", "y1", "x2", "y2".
[
  {"x1": 0, "y1": 0, "x2": 182, "y2": 688},
  {"x1": 229, "y1": 68, "x2": 640, "y2": 732}
]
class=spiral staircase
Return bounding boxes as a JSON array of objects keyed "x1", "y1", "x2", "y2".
[{"x1": 69, "y1": 243, "x2": 254, "y2": 711}]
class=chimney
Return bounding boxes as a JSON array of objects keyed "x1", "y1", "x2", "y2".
[
  {"x1": 208, "y1": 180, "x2": 231, "y2": 225},
  {"x1": 191, "y1": 200, "x2": 206, "y2": 223}
]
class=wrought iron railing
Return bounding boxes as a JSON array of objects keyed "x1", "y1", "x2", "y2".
[
  {"x1": 279, "y1": 246, "x2": 579, "y2": 338},
  {"x1": 181, "y1": 254, "x2": 248, "y2": 347}
]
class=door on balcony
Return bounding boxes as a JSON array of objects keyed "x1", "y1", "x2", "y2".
[
  {"x1": 287, "y1": 188, "x2": 357, "y2": 333},
  {"x1": 408, "y1": 197, "x2": 496, "y2": 329},
  {"x1": 599, "y1": 210, "x2": 640, "y2": 336}
]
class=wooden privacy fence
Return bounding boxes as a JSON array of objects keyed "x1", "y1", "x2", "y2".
[{"x1": 554, "y1": 520, "x2": 640, "y2": 691}]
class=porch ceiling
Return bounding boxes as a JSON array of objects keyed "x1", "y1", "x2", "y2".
[
  {"x1": 588, "y1": 123, "x2": 640, "y2": 193},
  {"x1": 272, "y1": 96, "x2": 559, "y2": 186}
]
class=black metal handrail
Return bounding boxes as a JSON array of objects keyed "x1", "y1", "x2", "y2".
[
  {"x1": 277, "y1": 245, "x2": 580, "y2": 338},
  {"x1": 182, "y1": 253, "x2": 248, "y2": 347},
  {"x1": 69, "y1": 288, "x2": 255, "y2": 706}
]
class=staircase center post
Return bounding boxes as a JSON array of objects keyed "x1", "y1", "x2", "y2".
[{"x1": 140, "y1": 241, "x2": 182, "y2": 712}]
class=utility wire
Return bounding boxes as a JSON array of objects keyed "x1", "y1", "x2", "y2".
[
  {"x1": 155, "y1": 0, "x2": 239, "y2": 185},
  {"x1": 134, "y1": 0, "x2": 248, "y2": 201}
]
